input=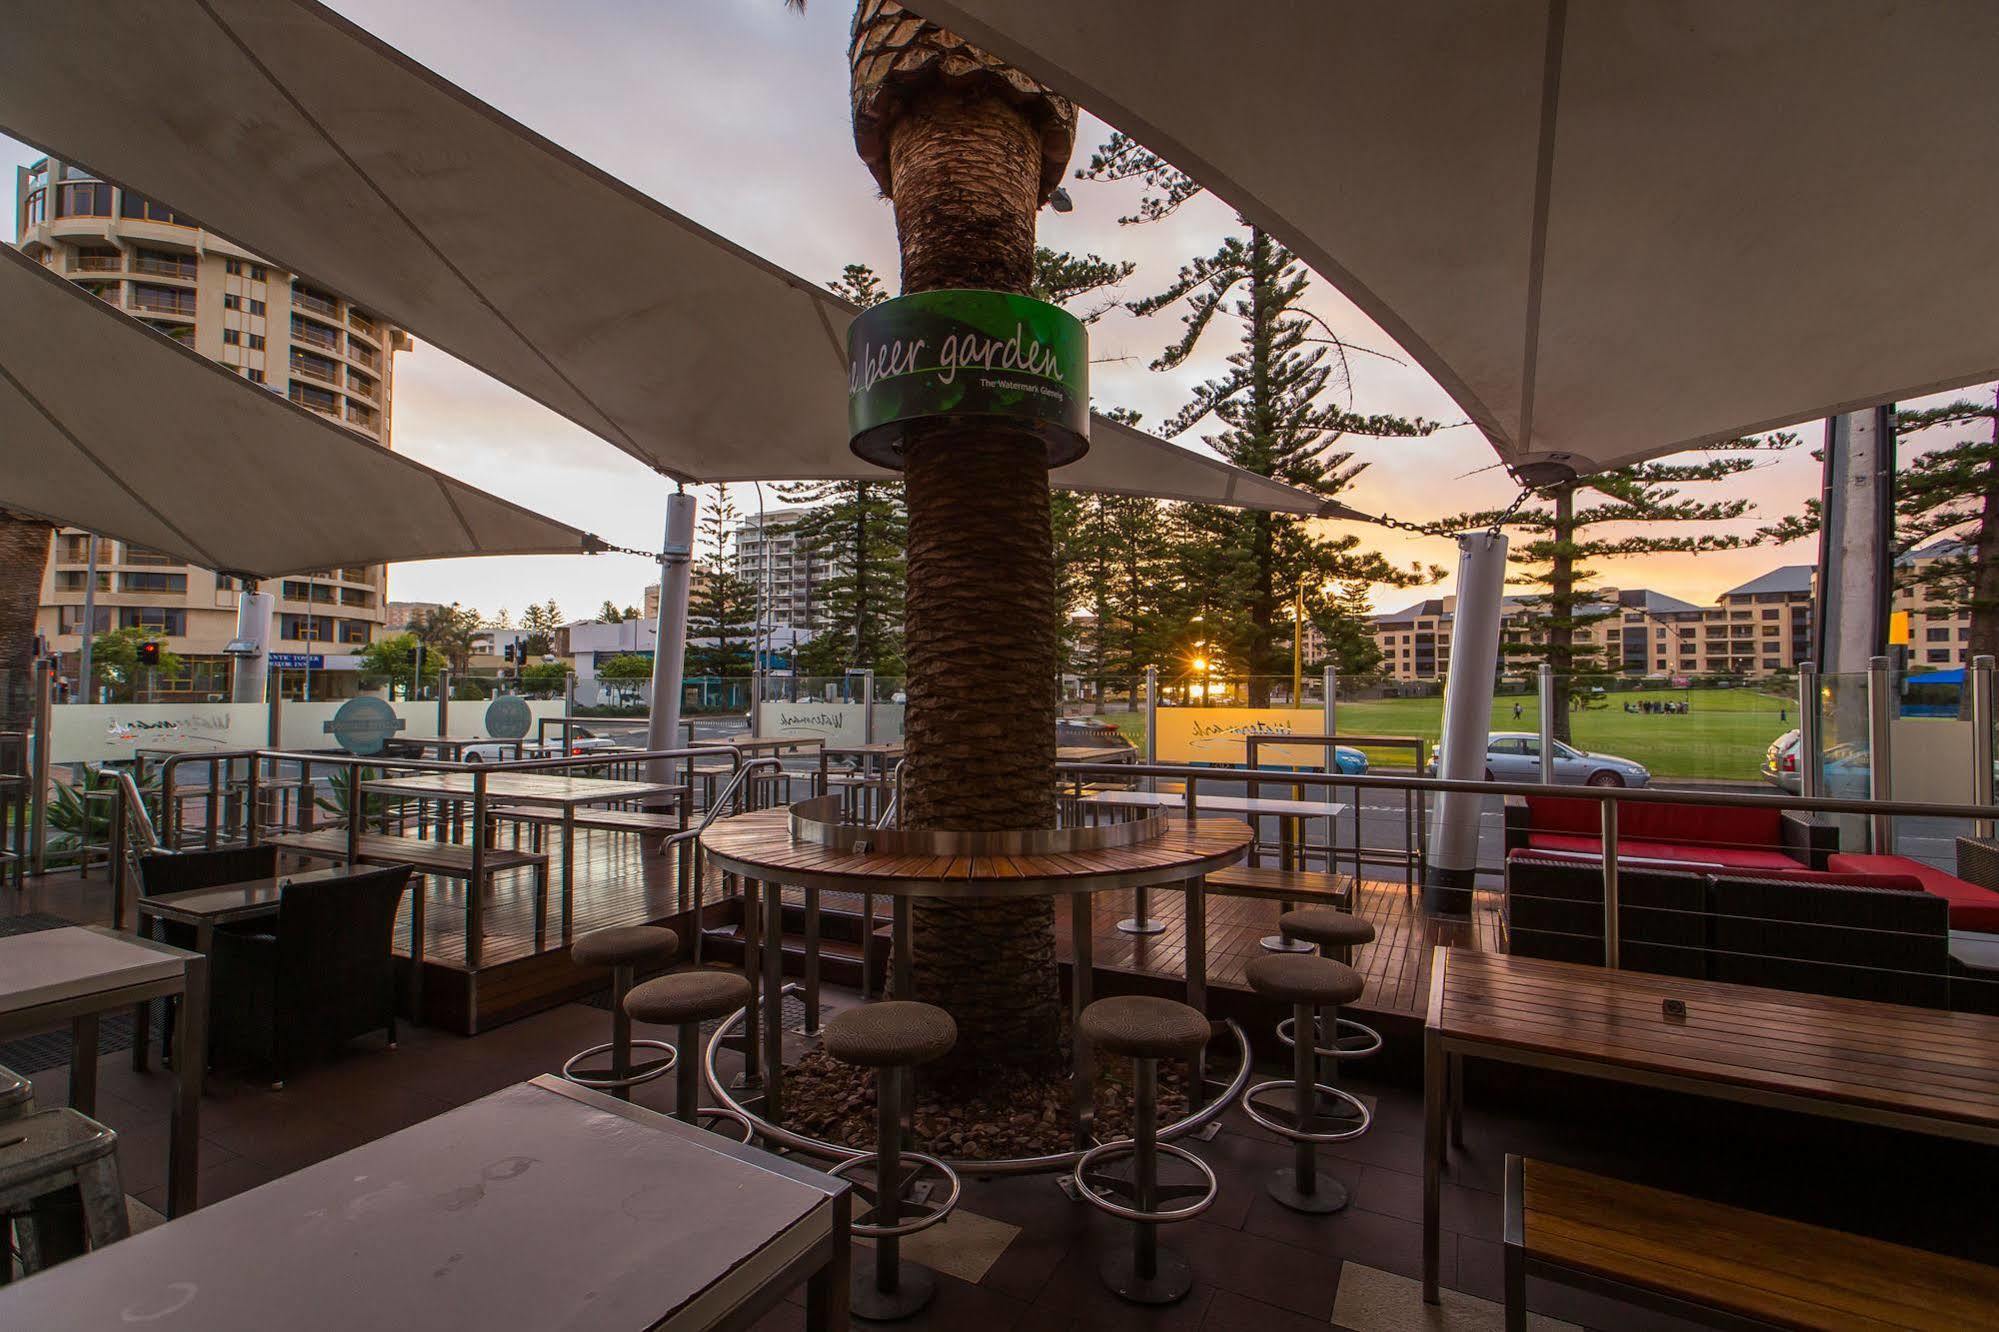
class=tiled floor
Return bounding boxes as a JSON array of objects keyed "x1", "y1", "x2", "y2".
[{"x1": 13, "y1": 873, "x2": 1999, "y2": 1330}]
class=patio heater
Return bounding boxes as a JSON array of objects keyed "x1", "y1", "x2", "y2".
[{"x1": 1424, "y1": 530, "x2": 1508, "y2": 916}]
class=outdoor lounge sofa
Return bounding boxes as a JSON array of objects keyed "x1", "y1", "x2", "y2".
[{"x1": 1504, "y1": 792, "x2": 1999, "y2": 933}]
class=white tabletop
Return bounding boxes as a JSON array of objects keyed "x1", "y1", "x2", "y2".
[
  {"x1": 1080, "y1": 789, "x2": 1348, "y2": 818},
  {"x1": 0, "y1": 1076, "x2": 842, "y2": 1331},
  {"x1": 0, "y1": 926, "x2": 186, "y2": 1017}
]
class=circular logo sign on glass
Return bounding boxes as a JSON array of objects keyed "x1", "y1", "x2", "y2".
[
  {"x1": 847, "y1": 289, "x2": 1089, "y2": 468},
  {"x1": 322, "y1": 695, "x2": 406, "y2": 756},
  {"x1": 485, "y1": 694, "x2": 532, "y2": 740}
]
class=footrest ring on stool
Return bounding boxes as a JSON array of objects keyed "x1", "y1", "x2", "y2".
[
  {"x1": 1242, "y1": 1079, "x2": 1372, "y2": 1142},
  {"x1": 1275, "y1": 1015, "x2": 1383, "y2": 1061},
  {"x1": 1070, "y1": 1139, "x2": 1219, "y2": 1224},
  {"x1": 692, "y1": 1106, "x2": 755, "y2": 1144},
  {"x1": 561, "y1": 1039, "x2": 677, "y2": 1090},
  {"x1": 827, "y1": 1151, "x2": 962, "y2": 1238}
]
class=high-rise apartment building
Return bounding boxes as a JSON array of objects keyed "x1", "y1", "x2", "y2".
[
  {"x1": 17, "y1": 156, "x2": 409, "y2": 698},
  {"x1": 729, "y1": 507, "x2": 829, "y2": 635},
  {"x1": 1898, "y1": 539, "x2": 1977, "y2": 668}
]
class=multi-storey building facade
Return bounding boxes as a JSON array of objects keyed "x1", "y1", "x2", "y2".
[
  {"x1": 17, "y1": 156, "x2": 409, "y2": 698},
  {"x1": 1897, "y1": 539, "x2": 1977, "y2": 669},
  {"x1": 1370, "y1": 570, "x2": 1819, "y2": 682},
  {"x1": 729, "y1": 507, "x2": 828, "y2": 635}
]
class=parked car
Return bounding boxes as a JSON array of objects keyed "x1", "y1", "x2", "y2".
[
  {"x1": 1760, "y1": 730, "x2": 1872, "y2": 797},
  {"x1": 1433, "y1": 731, "x2": 1650, "y2": 786},
  {"x1": 461, "y1": 731, "x2": 620, "y2": 763},
  {"x1": 1331, "y1": 745, "x2": 1369, "y2": 776}
]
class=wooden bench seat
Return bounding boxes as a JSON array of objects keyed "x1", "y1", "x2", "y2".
[
  {"x1": 1505, "y1": 1156, "x2": 1999, "y2": 1331},
  {"x1": 269, "y1": 828, "x2": 547, "y2": 880},
  {"x1": 1205, "y1": 864, "x2": 1353, "y2": 907}
]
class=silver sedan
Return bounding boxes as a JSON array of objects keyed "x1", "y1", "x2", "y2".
[{"x1": 1479, "y1": 731, "x2": 1651, "y2": 787}]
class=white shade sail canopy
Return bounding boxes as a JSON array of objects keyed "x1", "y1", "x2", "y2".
[
  {"x1": 0, "y1": 248, "x2": 597, "y2": 577},
  {"x1": 915, "y1": 0, "x2": 1999, "y2": 479},
  {"x1": 0, "y1": 0, "x2": 1320, "y2": 517}
]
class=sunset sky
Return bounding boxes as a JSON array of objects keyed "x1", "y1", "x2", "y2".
[{"x1": 6, "y1": 0, "x2": 1981, "y2": 623}]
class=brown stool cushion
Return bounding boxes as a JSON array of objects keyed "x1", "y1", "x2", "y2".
[
  {"x1": 1246, "y1": 953, "x2": 1365, "y2": 1006},
  {"x1": 1078, "y1": 995, "x2": 1211, "y2": 1059},
  {"x1": 822, "y1": 1001, "x2": 957, "y2": 1069},
  {"x1": 625, "y1": 970, "x2": 751, "y2": 1026},
  {"x1": 572, "y1": 925, "x2": 679, "y2": 969},
  {"x1": 1279, "y1": 908, "x2": 1375, "y2": 950}
]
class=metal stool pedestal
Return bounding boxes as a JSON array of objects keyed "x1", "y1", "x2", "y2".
[
  {"x1": 1243, "y1": 953, "x2": 1377, "y2": 1214},
  {"x1": 562, "y1": 927, "x2": 680, "y2": 1101}
]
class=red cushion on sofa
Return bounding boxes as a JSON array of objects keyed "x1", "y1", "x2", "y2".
[
  {"x1": 1732, "y1": 865, "x2": 1929, "y2": 892},
  {"x1": 1827, "y1": 853, "x2": 1999, "y2": 932},
  {"x1": 1524, "y1": 832, "x2": 1798, "y2": 871},
  {"x1": 1522, "y1": 795, "x2": 1783, "y2": 850}
]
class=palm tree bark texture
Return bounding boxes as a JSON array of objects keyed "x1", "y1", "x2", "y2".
[
  {"x1": 0, "y1": 512, "x2": 53, "y2": 731},
  {"x1": 850, "y1": 0, "x2": 1076, "y2": 1069}
]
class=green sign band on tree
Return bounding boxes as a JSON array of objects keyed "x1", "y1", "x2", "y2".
[{"x1": 847, "y1": 289, "x2": 1090, "y2": 468}]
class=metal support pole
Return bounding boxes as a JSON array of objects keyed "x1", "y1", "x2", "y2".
[
  {"x1": 1425, "y1": 531, "x2": 1508, "y2": 915},
  {"x1": 30, "y1": 661, "x2": 51, "y2": 874},
  {"x1": 862, "y1": 669, "x2": 875, "y2": 744},
  {"x1": 78, "y1": 533, "x2": 98, "y2": 702},
  {"x1": 1323, "y1": 664, "x2": 1337, "y2": 738},
  {"x1": 1973, "y1": 655, "x2": 1995, "y2": 840},
  {"x1": 230, "y1": 589, "x2": 273, "y2": 705},
  {"x1": 1600, "y1": 798, "x2": 1620, "y2": 969},
  {"x1": 1133, "y1": 1057, "x2": 1159, "y2": 1280},
  {"x1": 436, "y1": 671, "x2": 450, "y2": 735},
  {"x1": 1797, "y1": 663, "x2": 1822, "y2": 800},
  {"x1": 1120, "y1": 667, "x2": 1164, "y2": 934},
  {"x1": 1537, "y1": 663, "x2": 1555, "y2": 785},
  {"x1": 646, "y1": 491, "x2": 697, "y2": 786},
  {"x1": 1866, "y1": 654, "x2": 1895, "y2": 853}
]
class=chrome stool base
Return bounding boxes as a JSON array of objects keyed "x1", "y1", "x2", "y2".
[
  {"x1": 560, "y1": 1038, "x2": 676, "y2": 1092},
  {"x1": 1259, "y1": 933, "x2": 1314, "y2": 953},
  {"x1": 1116, "y1": 916, "x2": 1167, "y2": 936},
  {"x1": 1101, "y1": 1245, "x2": 1194, "y2": 1305},
  {"x1": 1266, "y1": 1166, "x2": 1349, "y2": 1214}
]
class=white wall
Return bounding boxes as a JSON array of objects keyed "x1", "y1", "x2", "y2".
[
  {"x1": 49, "y1": 703, "x2": 269, "y2": 765},
  {"x1": 758, "y1": 701, "x2": 905, "y2": 746}
]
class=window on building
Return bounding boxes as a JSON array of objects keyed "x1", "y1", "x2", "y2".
[
  {"x1": 250, "y1": 264, "x2": 267, "y2": 281},
  {"x1": 1928, "y1": 627, "x2": 1952, "y2": 642},
  {"x1": 339, "y1": 620, "x2": 370, "y2": 645},
  {"x1": 248, "y1": 298, "x2": 266, "y2": 316},
  {"x1": 58, "y1": 606, "x2": 112, "y2": 635},
  {"x1": 1762, "y1": 609, "x2": 1781, "y2": 620},
  {"x1": 119, "y1": 607, "x2": 186, "y2": 635},
  {"x1": 225, "y1": 259, "x2": 243, "y2": 276},
  {"x1": 120, "y1": 193, "x2": 185, "y2": 225},
  {"x1": 53, "y1": 570, "x2": 111, "y2": 592},
  {"x1": 1929, "y1": 649, "x2": 1953, "y2": 663},
  {"x1": 119, "y1": 572, "x2": 187, "y2": 594},
  {"x1": 289, "y1": 382, "x2": 341, "y2": 414},
  {"x1": 56, "y1": 181, "x2": 112, "y2": 218},
  {"x1": 245, "y1": 369, "x2": 266, "y2": 385},
  {"x1": 56, "y1": 534, "x2": 91, "y2": 563},
  {"x1": 122, "y1": 545, "x2": 176, "y2": 566},
  {"x1": 247, "y1": 334, "x2": 265, "y2": 351},
  {"x1": 222, "y1": 329, "x2": 241, "y2": 346},
  {"x1": 23, "y1": 188, "x2": 47, "y2": 227},
  {"x1": 223, "y1": 294, "x2": 240, "y2": 311}
]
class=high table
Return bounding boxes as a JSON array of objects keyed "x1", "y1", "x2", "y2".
[
  {"x1": 0, "y1": 1075, "x2": 852, "y2": 1331},
  {"x1": 701, "y1": 804, "x2": 1252, "y2": 1145},
  {"x1": 361, "y1": 772, "x2": 682, "y2": 938},
  {"x1": 1077, "y1": 789, "x2": 1348, "y2": 943},
  {"x1": 1421, "y1": 947, "x2": 1999, "y2": 1303},
  {"x1": 0, "y1": 926, "x2": 205, "y2": 1216},
  {"x1": 136, "y1": 864, "x2": 424, "y2": 1015}
]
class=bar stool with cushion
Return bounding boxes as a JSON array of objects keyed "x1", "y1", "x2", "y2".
[
  {"x1": 1242, "y1": 952, "x2": 1376, "y2": 1213},
  {"x1": 623, "y1": 969, "x2": 754, "y2": 1141},
  {"x1": 1276, "y1": 908, "x2": 1382, "y2": 1103},
  {"x1": 821, "y1": 1001, "x2": 961, "y2": 1321},
  {"x1": 0, "y1": 1108, "x2": 128, "y2": 1275},
  {"x1": 1072, "y1": 995, "x2": 1218, "y2": 1305},
  {"x1": 563, "y1": 926, "x2": 680, "y2": 1101}
]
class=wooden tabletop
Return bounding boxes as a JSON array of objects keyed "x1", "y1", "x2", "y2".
[
  {"x1": 695, "y1": 736, "x2": 824, "y2": 754},
  {"x1": 1057, "y1": 744, "x2": 1136, "y2": 763},
  {"x1": 701, "y1": 807, "x2": 1251, "y2": 898},
  {"x1": 1079, "y1": 790, "x2": 1348, "y2": 818},
  {"x1": 822, "y1": 742, "x2": 904, "y2": 757},
  {"x1": 1431, "y1": 948, "x2": 1999, "y2": 1140},
  {"x1": 0, "y1": 1076, "x2": 846, "y2": 1331},
  {"x1": 0, "y1": 926, "x2": 187, "y2": 1017},
  {"x1": 360, "y1": 772, "x2": 680, "y2": 807},
  {"x1": 135, "y1": 866, "x2": 362, "y2": 925}
]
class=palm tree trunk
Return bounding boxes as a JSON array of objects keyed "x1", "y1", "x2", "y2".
[
  {"x1": 0, "y1": 513, "x2": 53, "y2": 731},
  {"x1": 851, "y1": 4, "x2": 1075, "y2": 1068}
]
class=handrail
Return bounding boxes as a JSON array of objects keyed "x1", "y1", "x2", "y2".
[
  {"x1": 877, "y1": 759, "x2": 905, "y2": 829},
  {"x1": 664, "y1": 757, "x2": 786, "y2": 965}
]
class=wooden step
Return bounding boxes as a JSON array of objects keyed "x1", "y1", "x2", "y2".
[{"x1": 1206, "y1": 864, "x2": 1354, "y2": 906}]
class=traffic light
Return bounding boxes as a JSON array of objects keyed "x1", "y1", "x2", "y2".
[
  {"x1": 502, "y1": 641, "x2": 516, "y2": 664},
  {"x1": 138, "y1": 640, "x2": 162, "y2": 667}
]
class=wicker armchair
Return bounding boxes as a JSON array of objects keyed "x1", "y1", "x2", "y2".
[
  {"x1": 1958, "y1": 836, "x2": 1999, "y2": 893},
  {"x1": 208, "y1": 866, "x2": 414, "y2": 1087}
]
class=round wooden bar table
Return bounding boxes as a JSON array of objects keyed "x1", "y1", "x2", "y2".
[{"x1": 701, "y1": 806, "x2": 1252, "y2": 1142}]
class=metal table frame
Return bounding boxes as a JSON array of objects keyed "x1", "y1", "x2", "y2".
[{"x1": 0, "y1": 926, "x2": 206, "y2": 1217}]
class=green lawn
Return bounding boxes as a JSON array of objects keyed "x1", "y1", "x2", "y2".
[{"x1": 1097, "y1": 686, "x2": 1797, "y2": 781}]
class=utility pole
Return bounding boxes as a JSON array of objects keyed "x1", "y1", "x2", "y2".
[
  {"x1": 78, "y1": 532, "x2": 98, "y2": 703},
  {"x1": 1291, "y1": 584, "x2": 1304, "y2": 705}
]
